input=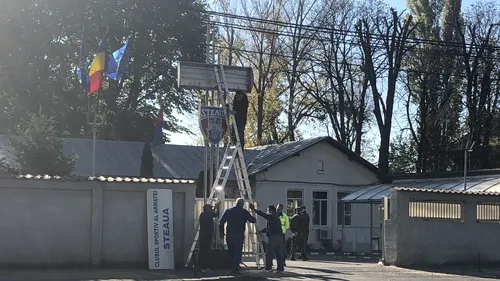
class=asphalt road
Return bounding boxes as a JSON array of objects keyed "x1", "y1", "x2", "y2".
[{"x1": 0, "y1": 256, "x2": 498, "y2": 281}]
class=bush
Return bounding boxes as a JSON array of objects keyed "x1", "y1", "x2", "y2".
[{"x1": 8, "y1": 113, "x2": 77, "y2": 176}]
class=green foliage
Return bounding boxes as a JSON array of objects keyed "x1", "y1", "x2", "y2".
[
  {"x1": 8, "y1": 113, "x2": 77, "y2": 176},
  {"x1": 403, "y1": 0, "x2": 463, "y2": 173},
  {"x1": 0, "y1": 0, "x2": 207, "y2": 142},
  {"x1": 0, "y1": 157, "x2": 15, "y2": 175},
  {"x1": 389, "y1": 133, "x2": 417, "y2": 174},
  {"x1": 140, "y1": 142, "x2": 154, "y2": 178}
]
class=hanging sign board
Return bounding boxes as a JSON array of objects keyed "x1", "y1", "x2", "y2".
[
  {"x1": 177, "y1": 61, "x2": 253, "y2": 93},
  {"x1": 147, "y1": 189, "x2": 175, "y2": 270}
]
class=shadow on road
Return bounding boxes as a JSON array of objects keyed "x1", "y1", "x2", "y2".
[
  {"x1": 249, "y1": 271, "x2": 349, "y2": 281},
  {"x1": 404, "y1": 265, "x2": 500, "y2": 280},
  {"x1": 287, "y1": 265, "x2": 347, "y2": 275}
]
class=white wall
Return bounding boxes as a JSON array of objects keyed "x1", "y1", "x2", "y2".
[
  {"x1": 254, "y1": 142, "x2": 378, "y2": 185},
  {"x1": 0, "y1": 179, "x2": 195, "y2": 266},
  {"x1": 385, "y1": 189, "x2": 500, "y2": 266},
  {"x1": 253, "y1": 141, "x2": 379, "y2": 249}
]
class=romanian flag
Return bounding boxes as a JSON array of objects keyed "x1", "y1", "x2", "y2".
[
  {"x1": 153, "y1": 106, "x2": 164, "y2": 145},
  {"x1": 88, "y1": 33, "x2": 108, "y2": 95}
]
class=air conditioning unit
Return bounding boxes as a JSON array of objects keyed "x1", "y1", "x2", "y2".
[{"x1": 317, "y1": 229, "x2": 331, "y2": 240}]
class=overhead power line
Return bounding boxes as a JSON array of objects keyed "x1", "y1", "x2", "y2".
[
  {"x1": 205, "y1": 10, "x2": 500, "y2": 52},
  {"x1": 204, "y1": 43, "x2": 492, "y2": 79},
  {"x1": 210, "y1": 20, "x2": 500, "y2": 62}
]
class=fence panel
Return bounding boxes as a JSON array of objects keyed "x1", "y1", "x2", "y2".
[
  {"x1": 409, "y1": 200, "x2": 462, "y2": 220},
  {"x1": 477, "y1": 203, "x2": 500, "y2": 221},
  {"x1": 194, "y1": 199, "x2": 259, "y2": 255}
]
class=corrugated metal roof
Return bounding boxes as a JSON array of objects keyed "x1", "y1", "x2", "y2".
[
  {"x1": 393, "y1": 187, "x2": 500, "y2": 196},
  {"x1": 0, "y1": 135, "x2": 260, "y2": 180},
  {"x1": 63, "y1": 137, "x2": 258, "y2": 179},
  {"x1": 342, "y1": 175, "x2": 500, "y2": 203},
  {"x1": 0, "y1": 135, "x2": 377, "y2": 181},
  {"x1": 0, "y1": 174, "x2": 195, "y2": 183},
  {"x1": 247, "y1": 136, "x2": 378, "y2": 175},
  {"x1": 247, "y1": 137, "x2": 325, "y2": 175}
]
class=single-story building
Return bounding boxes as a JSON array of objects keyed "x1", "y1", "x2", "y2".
[
  {"x1": 382, "y1": 187, "x2": 500, "y2": 266},
  {"x1": 0, "y1": 135, "x2": 381, "y2": 250},
  {"x1": 342, "y1": 172, "x2": 500, "y2": 255}
]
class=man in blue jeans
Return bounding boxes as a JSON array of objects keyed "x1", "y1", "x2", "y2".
[
  {"x1": 250, "y1": 203, "x2": 284, "y2": 273},
  {"x1": 219, "y1": 198, "x2": 256, "y2": 275}
]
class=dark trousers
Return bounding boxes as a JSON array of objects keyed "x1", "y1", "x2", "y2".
[
  {"x1": 198, "y1": 235, "x2": 211, "y2": 269},
  {"x1": 291, "y1": 232, "x2": 308, "y2": 259},
  {"x1": 282, "y1": 234, "x2": 287, "y2": 262},
  {"x1": 226, "y1": 233, "x2": 244, "y2": 273},
  {"x1": 266, "y1": 235, "x2": 284, "y2": 271}
]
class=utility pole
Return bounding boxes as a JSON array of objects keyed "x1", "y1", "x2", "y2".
[
  {"x1": 203, "y1": 18, "x2": 211, "y2": 206},
  {"x1": 463, "y1": 139, "x2": 475, "y2": 191}
]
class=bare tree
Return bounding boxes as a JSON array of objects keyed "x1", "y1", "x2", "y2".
[
  {"x1": 279, "y1": 0, "x2": 323, "y2": 142},
  {"x1": 457, "y1": 2, "x2": 500, "y2": 169},
  {"x1": 356, "y1": 8, "x2": 416, "y2": 175},
  {"x1": 240, "y1": 0, "x2": 286, "y2": 145},
  {"x1": 300, "y1": 0, "x2": 371, "y2": 155},
  {"x1": 215, "y1": 0, "x2": 286, "y2": 145}
]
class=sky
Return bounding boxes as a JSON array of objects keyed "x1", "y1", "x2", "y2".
[{"x1": 168, "y1": 0, "x2": 477, "y2": 155}]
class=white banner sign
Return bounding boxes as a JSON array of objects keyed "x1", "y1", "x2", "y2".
[{"x1": 147, "y1": 189, "x2": 174, "y2": 270}]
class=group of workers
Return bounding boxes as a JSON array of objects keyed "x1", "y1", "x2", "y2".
[{"x1": 197, "y1": 198, "x2": 310, "y2": 275}]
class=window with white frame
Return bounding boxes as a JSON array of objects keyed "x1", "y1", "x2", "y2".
[
  {"x1": 337, "y1": 192, "x2": 352, "y2": 226},
  {"x1": 312, "y1": 191, "x2": 328, "y2": 226},
  {"x1": 286, "y1": 190, "x2": 303, "y2": 216},
  {"x1": 317, "y1": 160, "x2": 324, "y2": 174}
]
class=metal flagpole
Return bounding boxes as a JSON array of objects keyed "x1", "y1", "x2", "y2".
[
  {"x1": 203, "y1": 18, "x2": 211, "y2": 205},
  {"x1": 215, "y1": 32, "x2": 221, "y2": 193},
  {"x1": 92, "y1": 65, "x2": 105, "y2": 177},
  {"x1": 208, "y1": 24, "x2": 216, "y2": 209},
  {"x1": 92, "y1": 96, "x2": 97, "y2": 177},
  {"x1": 91, "y1": 30, "x2": 108, "y2": 178}
]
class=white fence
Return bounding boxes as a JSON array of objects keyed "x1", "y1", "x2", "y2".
[{"x1": 194, "y1": 199, "x2": 260, "y2": 255}]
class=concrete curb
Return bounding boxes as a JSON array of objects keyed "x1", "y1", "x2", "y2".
[{"x1": 308, "y1": 252, "x2": 378, "y2": 259}]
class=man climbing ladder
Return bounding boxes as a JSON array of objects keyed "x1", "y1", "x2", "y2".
[{"x1": 183, "y1": 64, "x2": 265, "y2": 269}]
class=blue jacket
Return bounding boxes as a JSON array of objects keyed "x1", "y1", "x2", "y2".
[{"x1": 219, "y1": 205, "x2": 256, "y2": 236}]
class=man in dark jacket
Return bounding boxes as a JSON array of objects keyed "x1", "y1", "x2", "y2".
[
  {"x1": 219, "y1": 198, "x2": 256, "y2": 275},
  {"x1": 198, "y1": 204, "x2": 218, "y2": 272},
  {"x1": 249, "y1": 203, "x2": 284, "y2": 272},
  {"x1": 230, "y1": 91, "x2": 249, "y2": 148},
  {"x1": 290, "y1": 206, "x2": 310, "y2": 261}
]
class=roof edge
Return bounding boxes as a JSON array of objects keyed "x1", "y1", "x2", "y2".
[
  {"x1": 322, "y1": 137, "x2": 379, "y2": 175},
  {"x1": 393, "y1": 187, "x2": 500, "y2": 196},
  {"x1": 248, "y1": 136, "x2": 379, "y2": 176},
  {"x1": 0, "y1": 174, "x2": 195, "y2": 184},
  {"x1": 386, "y1": 169, "x2": 500, "y2": 182}
]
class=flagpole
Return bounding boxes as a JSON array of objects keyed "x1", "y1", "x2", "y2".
[
  {"x1": 92, "y1": 70, "x2": 103, "y2": 178},
  {"x1": 91, "y1": 28, "x2": 108, "y2": 177},
  {"x1": 92, "y1": 95, "x2": 97, "y2": 177},
  {"x1": 203, "y1": 18, "x2": 210, "y2": 206}
]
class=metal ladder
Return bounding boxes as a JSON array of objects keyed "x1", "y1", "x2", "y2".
[{"x1": 184, "y1": 65, "x2": 265, "y2": 269}]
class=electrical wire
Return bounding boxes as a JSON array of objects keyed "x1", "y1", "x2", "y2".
[
  {"x1": 205, "y1": 10, "x2": 500, "y2": 51},
  {"x1": 210, "y1": 19, "x2": 500, "y2": 62},
  {"x1": 202, "y1": 43, "x2": 499, "y2": 79}
]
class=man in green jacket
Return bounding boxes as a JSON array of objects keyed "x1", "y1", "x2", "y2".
[{"x1": 277, "y1": 204, "x2": 290, "y2": 265}]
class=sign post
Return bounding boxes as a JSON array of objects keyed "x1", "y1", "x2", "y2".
[{"x1": 147, "y1": 189, "x2": 174, "y2": 270}]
